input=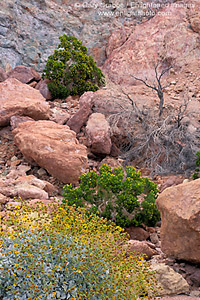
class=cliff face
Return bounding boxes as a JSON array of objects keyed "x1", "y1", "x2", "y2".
[
  {"x1": 103, "y1": 0, "x2": 200, "y2": 85},
  {"x1": 0, "y1": 0, "x2": 175, "y2": 72}
]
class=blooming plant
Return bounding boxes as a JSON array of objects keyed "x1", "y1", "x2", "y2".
[
  {"x1": 63, "y1": 164, "x2": 160, "y2": 228},
  {"x1": 0, "y1": 202, "x2": 159, "y2": 299}
]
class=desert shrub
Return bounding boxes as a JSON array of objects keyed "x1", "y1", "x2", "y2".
[
  {"x1": 0, "y1": 202, "x2": 159, "y2": 300},
  {"x1": 192, "y1": 151, "x2": 200, "y2": 179},
  {"x1": 42, "y1": 35, "x2": 105, "y2": 99},
  {"x1": 62, "y1": 164, "x2": 160, "y2": 228}
]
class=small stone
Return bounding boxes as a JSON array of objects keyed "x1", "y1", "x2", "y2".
[
  {"x1": 29, "y1": 81, "x2": 37, "y2": 88},
  {"x1": 190, "y1": 290, "x2": 200, "y2": 297},
  {"x1": 150, "y1": 233, "x2": 159, "y2": 245},
  {"x1": 37, "y1": 168, "x2": 47, "y2": 176},
  {"x1": 0, "y1": 193, "x2": 8, "y2": 204},
  {"x1": 17, "y1": 165, "x2": 31, "y2": 173},
  {"x1": 125, "y1": 226, "x2": 150, "y2": 241},
  {"x1": 11, "y1": 156, "x2": 18, "y2": 162},
  {"x1": 11, "y1": 159, "x2": 21, "y2": 167},
  {"x1": 151, "y1": 263, "x2": 190, "y2": 296},
  {"x1": 189, "y1": 269, "x2": 200, "y2": 286},
  {"x1": 0, "y1": 211, "x2": 6, "y2": 219}
]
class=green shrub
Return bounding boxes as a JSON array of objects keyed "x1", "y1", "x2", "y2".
[
  {"x1": 63, "y1": 164, "x2": 160, "y2": 228},
  {"x1": 42, "y1": 35, "x2": 105, "y2": 99},
  {"x1": 0, "y1": 203, "x2": 159, "y2": 299},
  {"x1": 195, "y1": 151, "x2": 200, "y2": 167},
  {"x1": 192, "y1": 151, "x2": 200, "y2": 180}
]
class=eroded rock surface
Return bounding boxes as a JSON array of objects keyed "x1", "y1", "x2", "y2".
[
  {"x1": 0, "y1": 78, "x2": 50, "y2": 126},
  {"x1": 13, "y1": 120, "x2": 88, "y2": 183},
  {"x1": 7, "y1": 65, "x2": 41, "y2": 83},
  {"x1": 152, "y1": 263, "x2": 190, "y2": 296},
  {"x1": 103, "y1": 0, "x2": 200, "y2": 86},
  {"x1": 86, "y1": 113, "x2": 112, "y2": 155},
  {"x1": 156, "y1": 179, "x2": 200, "y2": 263}
]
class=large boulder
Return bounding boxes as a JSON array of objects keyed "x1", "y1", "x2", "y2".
[
  {"x1": 13, "y1": 120, "x2": 88, "y2": 183},
  {"x1": 7, "y1": 65, "x2": 41, "y2": 83},
  {"x1": 0, "y1": 78, "x2": 50, "y2": 126},
  {"x1": 86, "y1": 113, "x2": 112, "y2": 155},
  {"x1": 156, "y1": 179, "x2": 200, "y2": 263}
]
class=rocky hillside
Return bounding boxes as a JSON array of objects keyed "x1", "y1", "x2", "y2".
[
  {"x1": 0, "y1": 0, "x2": 200, "y2": 299},
  {"x1": 1, "y1": 0, "x2": 176, "y2": 71}
]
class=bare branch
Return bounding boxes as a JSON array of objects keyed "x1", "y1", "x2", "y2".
[{"x1": 131, "y1": 75, "x2": 157, "y2": 91}]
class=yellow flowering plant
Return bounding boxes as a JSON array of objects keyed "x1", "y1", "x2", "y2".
[{"x1": 0, "y1": 202, "x2": 159, "y2": 299}]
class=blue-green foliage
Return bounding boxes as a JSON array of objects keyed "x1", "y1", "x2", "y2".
[{"x1": 0, "y1": 230, "x2": 122, "y2": 300}]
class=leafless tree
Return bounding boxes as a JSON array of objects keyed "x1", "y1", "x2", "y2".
[
  {"x1": 104, "y1": 87, "x2": 199, "y2": 176},
  {"x1": 131, "y1": 62, "x2": 172, "y2": 116},
  {"x1": 118, "y1": 91, "x2": 199, "y2": 176}
]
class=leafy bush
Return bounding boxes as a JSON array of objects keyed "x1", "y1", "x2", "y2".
[
  {"x1": 192, "y1": 151, "x2": 200, "y2": 179},
  {"x1": 63, "y1": 164, "x2": 160, "y2": 228},
  {"x1": 0, "y1": 202, "x2": 159, "y2": 299},
  {"x1": 195, "y1": 151, "x2": 200, "y2": 167},
  {"x1": 42, "y1": 35, "x2": 105, "y2": 99}
]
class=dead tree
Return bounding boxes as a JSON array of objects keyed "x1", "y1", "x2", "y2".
[{"x1": 132, "y1": 63, "x2": 172, "y2": 116}]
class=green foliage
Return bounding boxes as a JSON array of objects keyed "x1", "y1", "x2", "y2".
[
  {"x1": 63, "y1": 164, "x2": 160, "y2": 228},
  {"x1": 192, "y1": 151, "x2": 200, "y2": 180},
  {"x1": 195, "y1": 151, "x2": 200, "y2": 167},
  {"x1": 42, "y1": 35, "x2": 105, "y2": 99},
  {"x1": 0, "y1": 203, "x2": 159, "y2": 300}
]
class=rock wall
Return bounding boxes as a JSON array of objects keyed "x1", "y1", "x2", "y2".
[{"x1": 0, "y1": 0, "x2": 175, "y2": 72}]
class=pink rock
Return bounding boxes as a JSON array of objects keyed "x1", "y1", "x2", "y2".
[
  {"x1": 123, "y1": 239, "x2": 158, "y2": 260},
  {"x1": 15, "y1": 175, "x2": 56, "y2": 194},
  {"x1": 187, "y1": 1, "x2": 200, "y2": 33},
  {"x1": 0, "y1": 78, "x2": 50, "y2": 127},
  {"x1": 0, "y1": 67, "x2": 7, "y2": 82},
  {"x1": 50, "y1": 108, "x2": 70, "y2": 125},
  {"x1": 156, "y1": 179, "x2": 200, "y2": 263},
  {"x1": 10, "y1": 115, "x2": 34, "y2": 130},
  {"x1": 98, "y1": 157, "x2": 122, "y2": 170},
  {"x1": 29, "y1": 81, "x2": 38, "y2": 88},
  {"x1": 16, "y1": 184, "x2": 49, "y2": 200},
  {"x1": 35, "y1": 79, "x2": 52, "y2": 100},
  {"x1": 86, "y1": 113, "x2": 112, "y2": 155},
  {"x1": 0, "y1": 193, "x2": 8, "y2": 204},
  {"x1": 7, "y1": 65, "x2": 41, "y2": 84},
  {"x1": 13, "y1": 120, "x2": 88, "y2": 183},
  {"x1": 125, "y1": 226, "x2": 150, "y2": 241},
  {"x1": 103, "y1": 2, "x2": 200, "y2": 85},
  {"x1": 159, "y1": 175, "x2": 185, "y2": 193},
  {"x1": 67, "y1": 91, "x2": 94, "y2": 133},
  {"x1": 106, "y1": 26, "x2": 131, "y2": 58}
]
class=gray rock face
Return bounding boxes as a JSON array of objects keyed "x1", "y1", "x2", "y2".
[{"x1": 0, "y1": 0, "x2": 169, "y2": 72}]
